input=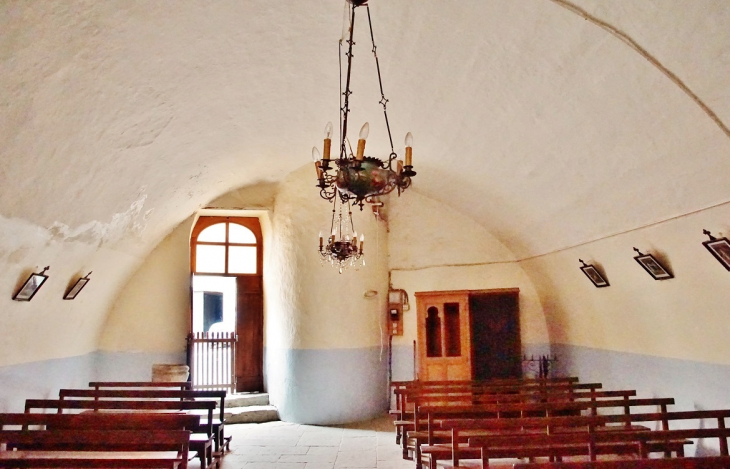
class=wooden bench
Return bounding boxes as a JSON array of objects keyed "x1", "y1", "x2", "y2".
[
  {"x1": 428, "y1": 409, "x2": 730, "y2": 469},
  {"x1": 398, "y1": 389, "x2": 637, "y2": 457},
  {"x1": 89, "y1": 382, "x2": 192, "y2": 391},
  {"x1": 468, "y1": 427, "x2": 730, "y2": 467},
  {"x1": 0, "y1": 429, "x2": 190, "y2": 469},
  {"x1": 0, "y1": 412, "x2": 200, "y2": 432},
  {"x1": 59, "y1": 388, "x2": 231, "y2": 453},
  {"x1": 406, "y1": 398, "x2": 674, "y2": 468},
  {"x1": 24, "y1": 399, "x2": 215, "y2": 469},
  {"x1": 394, "y1": 382, "x2": 604, "y2": 446},
  {"x1": 512, "y1": 456, "x2": 730, "y2": 469}
]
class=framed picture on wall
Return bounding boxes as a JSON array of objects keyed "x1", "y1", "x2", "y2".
[
  {"x1": 64, "y1": 272, "x2": 92, "y2": 300},
  {"x1": 579, "y1": 259, "x2": 609, "y2": 288},
  {"x1": 703, "y1": 230, "x2": 730, "y2": 271},
  {"x1": 13, "y1": 267, "x2": 50, "y2": 301},
  {"x1": 633, "y1": 248, "x2": 673, "y2": 280}
]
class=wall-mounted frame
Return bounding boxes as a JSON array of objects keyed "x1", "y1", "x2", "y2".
[
  {"x1": 702, "y1": 230, "x2": 730, "y2": 271},
  {"x1": 64, "y1": 272, "x2": 92, "y2": 300},
  {"x1": 13, "y1": 266, "x2": 50, "y2": 301},
  {"x1": 633, "y1": 248, "x2": 673, "y2": 280},
  {"x1": 579, "y1": 259, "x2": 609, "y2": 288}
]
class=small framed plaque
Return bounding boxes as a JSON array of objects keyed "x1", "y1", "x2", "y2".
[
  {"x1": 64, "y1": 272, "x2": 92, "y2": 300},
  {"x1": 13, "y1": 267, "x2": 50, "y2": 301},
  {"x1": 703, "y1": 230, "x2": 730, "y2": 271},
  {"x1": 633, "y1": 248, "x2": 673, "y2": 280},
  {"x1": 579, "y1": 259, "x2": 609, "y2": 288}
]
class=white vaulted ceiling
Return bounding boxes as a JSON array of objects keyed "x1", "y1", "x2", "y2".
[{"x1": 1, "y1": 1, "x2": 730, "y2": 362}]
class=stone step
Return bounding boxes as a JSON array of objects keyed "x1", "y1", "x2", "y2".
[
  {"x1": 224, "y1": 405, "x2": 279, "y2": 424},
  {"x1": 226, "y1": 392, "x2": 270, "y2": 408}
]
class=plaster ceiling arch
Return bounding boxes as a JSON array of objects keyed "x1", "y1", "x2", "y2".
[{"x1": 0, "y1": 0, "x2": 729, "y2": 265}]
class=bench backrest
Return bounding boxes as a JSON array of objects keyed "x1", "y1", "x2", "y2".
[
  {"x1": 0, "y1": 429, "x2": 190, "y2": 455},
  {"x1": 24, "y1": 399, "x2": 215, "y2": 437},
  {"x1": 0, "y1": 412, "x2": 200, "y2": 431},
  {"x1": 89, "y1": 381, "x2": 192, "y2": 390},
  {"x1": 469, "y1": 427, "x2": 730, "y2": 458},
  {"x1": 512, "y1": 456, "x2": 730, "y2": 469},
  {"x1": 59, "y1": 389, "x2": 227, "y2": 420}
]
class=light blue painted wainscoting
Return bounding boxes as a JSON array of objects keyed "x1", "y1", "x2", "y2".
[
  {"x1": 0, "y1": 351, "x2": 186, "y2": 412},
  {"x1": 265, "y1": 346, "x2": 389, "y2": 425},
  {"x1": 552, "y1": 343, "x2": 730, "y2": 456}
]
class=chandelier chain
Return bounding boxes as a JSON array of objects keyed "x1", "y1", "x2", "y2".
[
  {"x1": 340, "y1": 4, "x2": 358, "y2": 162},
  {"x1": 366, "y1": 5, "x2": 395, "y2": 161}
]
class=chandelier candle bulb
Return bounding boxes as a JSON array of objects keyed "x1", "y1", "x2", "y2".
[
  {"x1": 323, "y1": 122, "x2": 333, "y2": 160},
  {"x1": 314, "y1": 161, "x2": 324, "y2": 180},
  {"x1": 404, "y1": 132, "x2": 413, "y2": 167},
  {"x1": 356, "y1": 122, "x2": 369, "y2": 160},
  {"x1": 359, "y1": 233, "x2": 364, "y2": 253}
]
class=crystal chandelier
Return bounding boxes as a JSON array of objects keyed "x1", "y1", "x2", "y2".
[
  {"x1": 311, "y1": 0, "x2": 416, "y2": 212},
  {"x1": 319, "y1": 197, "x2": 365, "y2": 274}
]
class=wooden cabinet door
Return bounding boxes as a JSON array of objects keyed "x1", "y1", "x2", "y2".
[{"x1": 415, "y1": 291, "x2": 472, "y2": 381}]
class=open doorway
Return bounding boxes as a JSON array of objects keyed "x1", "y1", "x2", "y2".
[{"x1": 189, "y1": 217, "x2": 264, "y2": 393}]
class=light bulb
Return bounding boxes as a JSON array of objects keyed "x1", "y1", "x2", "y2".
[
  {"x1": 353, "y1": 231, "x2": 357, "y2": 239},
  {"x1": 360, "y1": 233, "x2": 364, "y2": 241},
  {"x1": 311, "y1": 146, "x2": 321, "y2": 163},
  {"x1": 405, "y1": 132, "x2": 413, "y2": 148},
  {"x1": 359, "y1": 122, "x2": 370, "y2": 140},
  {"x1": 324, "y1": 122, "x2": 333, "y2": 139}
]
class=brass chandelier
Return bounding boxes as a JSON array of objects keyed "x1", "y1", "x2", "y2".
[
  {"x1": 312, "y1": 0, "x2": 415, "y2": 271},
  {"x1": 311, "y1": 0, "x2": 416, "y2": 211}
]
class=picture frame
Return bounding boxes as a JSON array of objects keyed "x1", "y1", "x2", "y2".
[
  {"x1": 13, "y1": 267, "x2": 50, "y2": 301},
  {"x1": 64, "y1": 272, "x2": 92, "y2": 300},
  {"x1": 633, "y1": 248, "x2": 673, "y2": 280},
  {"x1": 703, "y1": 230, "x2": 730, "y2": 271},
  {"x1": 579, "y1": 259, "x2": 609, "y2": 288}
]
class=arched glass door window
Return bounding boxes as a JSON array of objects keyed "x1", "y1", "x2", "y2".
[{"x1": 192, "y1": 219, "x2": 260, "y2": 275}]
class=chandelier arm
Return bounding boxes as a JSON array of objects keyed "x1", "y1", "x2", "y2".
[
  {"x1": 366, "y1": 5, "x2": 395, "y2": 158},
  {"x1": 340, "y1": 4, "x2": 358, "y2": 161}
]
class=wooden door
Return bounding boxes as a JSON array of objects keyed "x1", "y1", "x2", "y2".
[
  {"x1": 415, "y1": 291, "x2": 472, "y2": 381},
  {"x1": 236, "y1": 276, "x2": 264, "y2": 392},
  {"x1": 470, "y1": 290, "x2": 521, "y2": 380}
]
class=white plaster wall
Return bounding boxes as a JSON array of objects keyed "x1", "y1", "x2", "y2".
[
  {"x1": 99, "y1": 182, "x2": 278, "y2": 353},
  {"x1": 0, "y1": 215, "x2": 144, "y2": 367},
  {"x1": 521, "y1": 202, "x2": 730, "y2": 366},
  {"x1": 388, "y1": 192, "x2": 550, "y2": 369},
  {"x1": 266, "y1": 165, "x2": 390, "y2": 353}
]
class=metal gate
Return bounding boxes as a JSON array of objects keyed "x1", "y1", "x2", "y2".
[{"x1": 187, "y1": 332, "x2": 237, "y2": 393}]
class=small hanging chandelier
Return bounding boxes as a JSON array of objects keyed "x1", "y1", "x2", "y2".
[
  {"x1": 311, "y1": 0, "x2": 416, "y2": 212},
  {"x1": 319, "y1": 197, "x2": 365, "y2": 274}
]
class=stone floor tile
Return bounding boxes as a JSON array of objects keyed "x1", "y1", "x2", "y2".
[
  {"x1": 297, "y1": 434, "x2": 343, "y2": 447},
  {"x1": 340, "y1": 436, "x2": 377, "y2": 450},
  {"x1": 230, "y1": 446, "x2": 310, "y2": 455},
  {"x1": 304, "y1": 463, "x2": 336, "y2": 469},
  {"x1": 239, "y1": 437, "x2": 301, "y2": 447},
  {"x1": 243, "y1": 463, "x2": 307, "y2": 469},
  {"x1": 280, "y1": 453, "x2": 338, "y2": 463},
  {"x1": 334, "y1": 450, "x2": 378, "y2": 468}
]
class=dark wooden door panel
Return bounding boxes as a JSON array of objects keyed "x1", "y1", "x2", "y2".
[
  {"x1": 236, "y1": 277, "x2": 264, "y2": 392},
  {"x1": 470, "y1": 292, "x2": 521, "y2": 380}
]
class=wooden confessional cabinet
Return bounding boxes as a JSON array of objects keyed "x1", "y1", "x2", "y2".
[{"x1": 415, "y1": 289, "x2": 521, "y2": 381}]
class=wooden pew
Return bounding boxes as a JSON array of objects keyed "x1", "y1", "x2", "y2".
[
  {"x1": 0, "y1": 412, "x2": 200, "y2": 432},
  {"x1": 24, "y1": 399, "x2": 215, "y2": 469},
  {"x1": 512, "y1": 456, "x2": 730, "y2": 469},
  {"x1": 429, "y1": 409, "x2": 730, "y2": 469},
  {"x1": 89, "y1": 381, "x2": 192, "y2": 391},
  {"x1": 407, "y1": 398, "x2": 674, "y2": 468},
  {"x1": 0, "y1": 429, "x2": 190, "y2": 469},
  {"x1": 59, "y1": 388, "x2": 231, "y2": 453},
  {"x1": 395, "y1": 382, "x2": 604, "y2": 447},
  {"x1": 468, "y1": 428, "x2": 730, "y2": 467}
]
